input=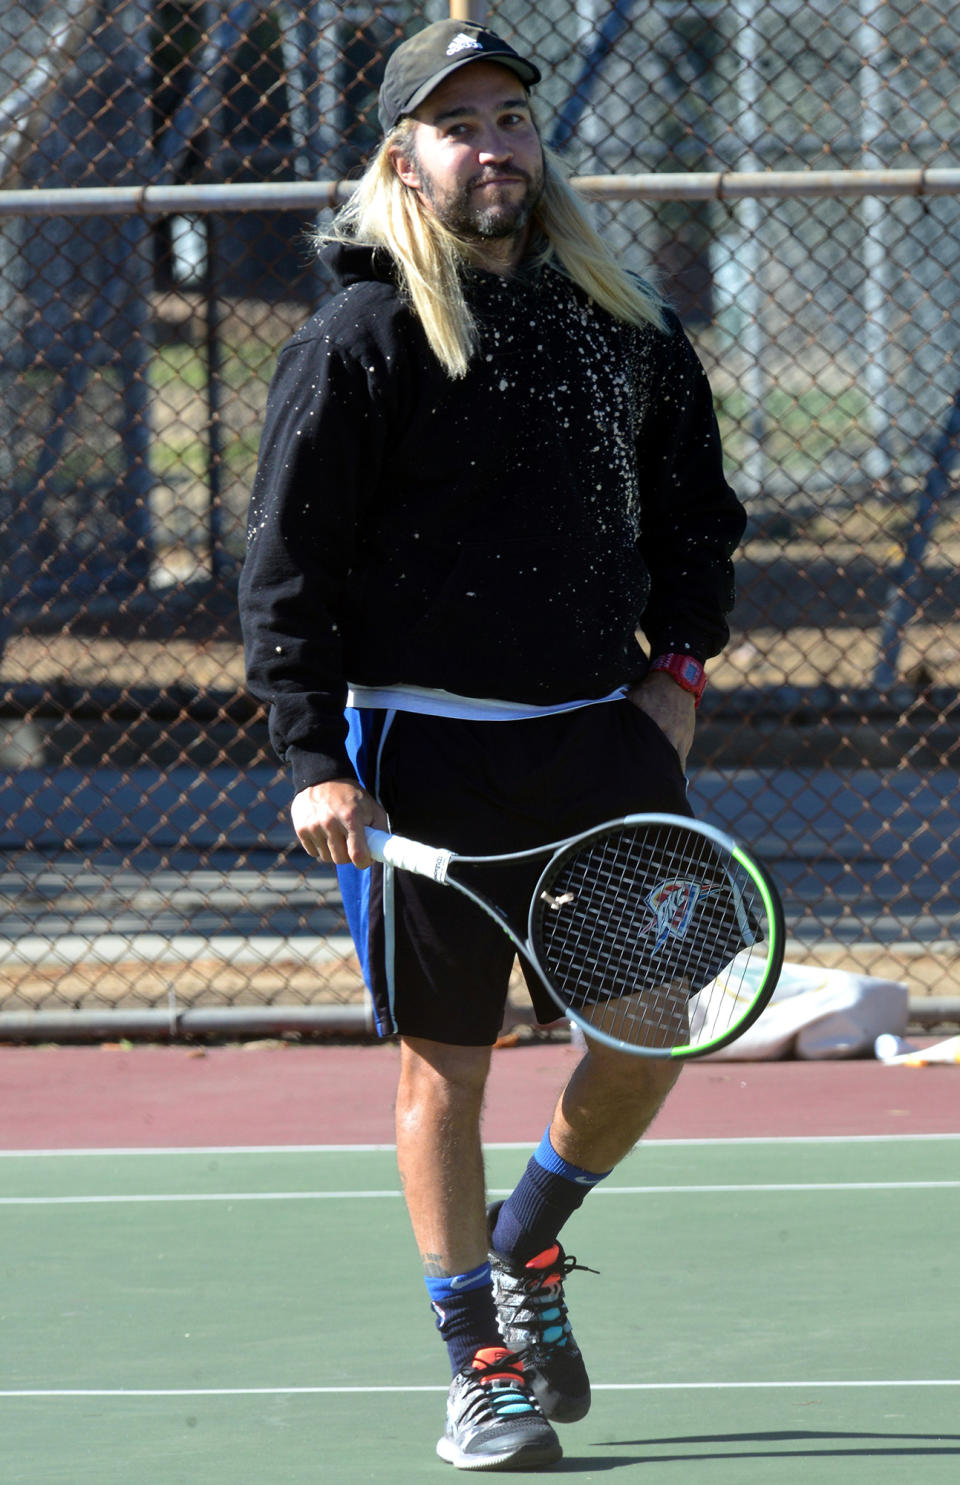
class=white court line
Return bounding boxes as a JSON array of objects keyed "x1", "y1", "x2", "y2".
[
  {"x1": 1, "y1": 1133, "x2": 959, "y2": 1158},
  {"x1": 0, "y1": 1191, "x2": 402, "y2": 1205},
  {"x1": 2, "y1": 1180, "x2": 959, "y2": 1205},
  {"x1": 1, "y1": 1380, "x2": 958, "y2": 1399},
  {"x1": 597, "y1": 1181, "x2": 960, "y2": 1193},
  {"x1": 0, "y1": 1144, "x2": 402, "y2": 1158}
]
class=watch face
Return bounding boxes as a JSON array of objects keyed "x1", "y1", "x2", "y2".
[{"x1": 652, "y1": 654, "x2": 705, "y2": 701}]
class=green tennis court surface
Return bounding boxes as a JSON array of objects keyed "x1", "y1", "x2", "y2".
[{"x1": 2, "y1": 1137, "x2": 958, "y2": 1482}]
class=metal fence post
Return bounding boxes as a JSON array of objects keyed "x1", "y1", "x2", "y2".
[
  {"x1": 730, "y1": 0, "x2": 769, "y2": 503},
  {"x1": 858, "y1": 0, "x2": 896, "y2": 487},
  {"x1": 449, "y1": 2, "x2": 488, "y2": 22}
]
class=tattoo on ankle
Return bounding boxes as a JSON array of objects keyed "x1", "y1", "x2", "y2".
[{"x1": 422, "y1": 1252, "x2": 449, "y2": 1277}]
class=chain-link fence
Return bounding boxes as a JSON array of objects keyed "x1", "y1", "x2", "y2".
[{"x1": 2, "y1": 0, "x2": 960, "y2": 1039}]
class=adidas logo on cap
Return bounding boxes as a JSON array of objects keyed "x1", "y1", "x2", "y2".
[{"x1": 446, "y1": 33, "x2": 484, "y2": 56}]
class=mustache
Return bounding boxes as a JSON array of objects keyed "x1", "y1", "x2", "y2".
[{"x1": 469, "y1": 168, "x2": 533, "y2": 189}]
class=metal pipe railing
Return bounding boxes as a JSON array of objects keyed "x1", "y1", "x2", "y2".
[{"x1": 3, "y1": 167, "x2": 960, "y2": 217}]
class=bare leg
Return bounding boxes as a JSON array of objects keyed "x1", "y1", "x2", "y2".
[
  {"x1": 548, "y1": 1036, "x2": 681, "y2": 1172},
  {"x1": 396, "y1": 1035, "x2": 492, "y2": 1275}
]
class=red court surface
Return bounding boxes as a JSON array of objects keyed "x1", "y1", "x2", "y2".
[{"x1": 0, "y1": 1041, "x2": 956, "y2": 1149}]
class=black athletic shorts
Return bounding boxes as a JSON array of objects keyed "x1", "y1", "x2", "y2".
[{"x1": 337, "y1": 699, "x2": 692, "y2": 1046}]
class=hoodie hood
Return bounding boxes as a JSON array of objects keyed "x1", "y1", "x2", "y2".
[{"x1": 319, "y1": 239, "x2": 397, "y2": 291}]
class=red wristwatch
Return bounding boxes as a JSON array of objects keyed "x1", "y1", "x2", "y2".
[{"x1": 648, "y1": 653, "x2": 707, "y2": 707}]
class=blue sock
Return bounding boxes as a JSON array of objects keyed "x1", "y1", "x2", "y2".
[
  {"x1": 425, "y1": 1263, "x2": 502, "y2": 1375},
  {"x1": 491, "y1": 1130, "x2": 611, "y2": 1261}
]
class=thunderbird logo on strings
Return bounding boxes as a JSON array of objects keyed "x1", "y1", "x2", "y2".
[{"x1": 646, "y1": 879, "x2": 717, "y2": 951}]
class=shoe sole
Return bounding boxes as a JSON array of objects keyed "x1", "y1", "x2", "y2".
[{"x1": 436, "y1": 1435, "x2": 563, "y2": 1471}]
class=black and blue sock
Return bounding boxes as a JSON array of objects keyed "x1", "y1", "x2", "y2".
[
  {"x1": 490, "y1": 1128, "x2": 612, "y2": 1261},
  {"x1": 425, "y1": 1261, "x2": 502, "y2": 1376}
]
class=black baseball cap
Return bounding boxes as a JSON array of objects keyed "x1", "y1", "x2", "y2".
[{"x1": 378, "y1": 20, "x2": 541, "y2": 134}]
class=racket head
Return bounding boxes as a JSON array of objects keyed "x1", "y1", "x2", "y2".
[{"x1": 527, "y1": 813, "x2": 784, "y2": 1059}]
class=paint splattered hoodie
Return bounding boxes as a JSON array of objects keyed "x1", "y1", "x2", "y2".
[{"x1": 238, "y1": 242, "x2": 746, "y2": 788}]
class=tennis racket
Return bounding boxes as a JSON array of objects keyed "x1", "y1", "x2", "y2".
[{"x1": 365, "y1": 813, "x2": 784, "y2": 1059}]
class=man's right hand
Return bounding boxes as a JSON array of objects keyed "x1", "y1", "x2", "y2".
[{"x1": 291, "y1": 780, "x2": 389, "y2": 868}]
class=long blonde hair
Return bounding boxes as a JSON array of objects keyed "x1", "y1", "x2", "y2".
[{"x1": 321, "y1": 119, "x2": 667, "y2": 379}]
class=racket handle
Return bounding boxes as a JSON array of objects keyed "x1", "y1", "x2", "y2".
[{"x1": 365, "y1": 828, "x2": 453, "y2": 883}]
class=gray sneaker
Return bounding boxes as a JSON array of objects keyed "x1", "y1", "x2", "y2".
[
  {"x1": 488, "y1": 1204, "x2": 593, "y2": 1424},
  {"x1": 436, "y1": 1346, "x2": 562, "y2": 1471}
]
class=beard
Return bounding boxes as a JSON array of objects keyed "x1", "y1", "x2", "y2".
[{"x1": 415, "y1": 157, "x2": 545, "y2": 244}]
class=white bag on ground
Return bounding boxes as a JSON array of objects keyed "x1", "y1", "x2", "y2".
[{"x1": 701, "y1": 961, "x2": 909, "y2": 1061}]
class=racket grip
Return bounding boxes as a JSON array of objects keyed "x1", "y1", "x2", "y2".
[{"x1": 365, "y1": 828, "x2": 453, "y2": 883}]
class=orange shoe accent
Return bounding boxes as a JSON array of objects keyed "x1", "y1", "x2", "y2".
[
  {"x1": 526, "y1": 1245, "x2": 561, "y2": 1283},
  {"x1": 525, "y1": 1245, "x2": 560, "y2": 1271},
  {"x1": 472, "y1": 1346, "x2": 524, "y2": 1382}
]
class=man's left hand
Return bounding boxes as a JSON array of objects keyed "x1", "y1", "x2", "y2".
[{"x1": 627, "y1": 672, "x2": 696, "y2": 773}]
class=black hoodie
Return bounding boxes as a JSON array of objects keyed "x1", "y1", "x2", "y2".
[{"x1": 238, "y1": 243, "x2": 746, "y2": 788}]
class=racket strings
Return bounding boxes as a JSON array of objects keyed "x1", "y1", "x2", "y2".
[{"x1": 532, "y1": 824, "x2": 770, "y2": 1051}]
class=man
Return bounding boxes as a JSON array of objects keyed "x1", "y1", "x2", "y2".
[{"x1": 239, "y1": 18, "x2": 746, "y2": 1473}]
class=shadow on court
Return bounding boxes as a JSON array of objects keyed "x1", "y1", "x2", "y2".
[{"x1": 600, "y1": 1429, "x2": 960, "y2": 1462}]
